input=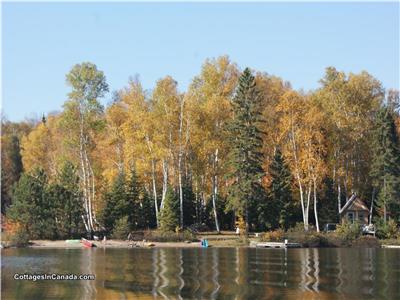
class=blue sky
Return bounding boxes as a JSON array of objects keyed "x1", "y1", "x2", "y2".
[{"x1": 2, "y1": 2, "x2": 399, "y2": 121}]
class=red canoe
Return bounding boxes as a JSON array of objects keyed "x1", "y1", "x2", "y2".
[{"x1": 81, "y1": 238, "x2": 94, "y2": 248}]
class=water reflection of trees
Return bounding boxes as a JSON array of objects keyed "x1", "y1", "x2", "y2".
[{"x1": 7, "y1": 247, "x2": 398, "y2": 299}]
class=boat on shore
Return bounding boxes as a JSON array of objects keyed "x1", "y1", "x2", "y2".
[{"x1": 81, "y1": 238, "x2": 94, "y2": 248}]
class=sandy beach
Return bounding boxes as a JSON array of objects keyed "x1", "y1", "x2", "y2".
[
  {"x1": 27, "y1": 237, "x2": 248, "y2": 249},
  {"x1": 28, "y1": 240, "x2": 203, "y2": 249}
]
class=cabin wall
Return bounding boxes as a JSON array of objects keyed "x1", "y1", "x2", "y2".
[{"x1": 340, "y1": 210, "x2": 369, "y2": 225}]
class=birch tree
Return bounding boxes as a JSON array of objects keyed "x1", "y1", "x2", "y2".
[{"x1": 62, "y1": 62, "x2": 109, "y2": 235}]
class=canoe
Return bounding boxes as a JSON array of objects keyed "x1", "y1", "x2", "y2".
[
  {"x1": 81, "y1": 238, "x2": 94, "y2": 248},
  {"x1": 65, "y1": 239, "x2": 80, "y2": 243}
]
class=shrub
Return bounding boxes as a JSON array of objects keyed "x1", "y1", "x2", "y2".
[
  {"x1": 111, "y1": 216, "x2": 130, "y2": 240},
  {"x1": 285, "y1": 223, "x2": 340, "y2": 247},
  {"x1": 188, "y1": 223, "x2": 209, "y2": 233},
  {"x1": 143, "y1": 230, "x2": 198, "y2": 242},
  {"x1": 9, "y1": 229, "x2": 30, "y2": 247},
  {"x1": 260, "y1": 229, "x2": 285, "y2": 242},
  {"x1": 286, "y1": 223, "x2": 312, "y2": 244},
  {"x1": 376, "y1": 219, "x2": 398, "y2": 239},
  {"x1": 380, "y1": 238, "x2": 400, "y2": 245},
  {"x1": 352, "y1": 236, "x2": 381, "y2": 248},
  {"x1": 336, "y1": 221, "x2": 362, "y2": 242}
]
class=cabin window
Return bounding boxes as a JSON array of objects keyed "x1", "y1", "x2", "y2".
[{"x1": 347, "y1": 212, "x2": 354, "y2": 223}]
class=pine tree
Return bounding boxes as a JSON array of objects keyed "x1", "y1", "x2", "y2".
[
  {"x1": 159, "y1": 186, "x2": 179, "y2": 231},
  {"x1": 226, "y1": 68, "x2": 267, "y2": 231},
  {"x1": 268, "y1": 149, "x2": 294, "y2": 230},
  {"x1": 370, "y1": 107, "x2": 400, "y2": 223}
]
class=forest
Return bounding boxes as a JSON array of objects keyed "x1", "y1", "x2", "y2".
[{"x1": 2, "y1": 56, "x2": 400, "y2": 240}]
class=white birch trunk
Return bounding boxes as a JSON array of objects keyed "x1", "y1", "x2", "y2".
[
  {"x1": 212, "y1": 148, "x2": 220, "y2": 232},
  {"x1": 151, "y1": 159, "x2": 159, "y2": 227},
  {"x1": 313, "y1": 177, "x2": 320, "y2": 232},
  {"x1": 161, "y1": 159, "x2": 168, "y2": 210}
]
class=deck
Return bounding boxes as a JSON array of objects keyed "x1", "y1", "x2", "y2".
[{"x1": 250, "y1": 241, "x2": 302, "y2": 248}]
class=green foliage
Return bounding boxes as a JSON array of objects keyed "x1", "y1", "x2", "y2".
[
  {"x1": 139, "y1": 191, "x2": 157, "y2": 229},
  {"x1": 144, "y1": 230, "x2": 198, "y2": 242},
  {"x1": 318, "y1": 178, "x2": 339, "y2": 226},
  {"x1": 48, "y1": 162, "x2": 84, "y2": 239},
  {"x1": 285, "y1": 224, "x2": 340, "y2": 247},
  {"x1": 8, "y1": 168, "x2": 57, "y2": 239},
  {"x1": 226, "y1": 68, "x2": 267, "y2": 230},
  {"x1": 102, "y1": 172, "x2": 128, "y2": 233},
  {"x1": 9, "y1": 228, "x2": 30, "y2": 247},
  {"x1": 112, "y1": 216, "x2": 130, "y2": 240},
  {"x1": 1, "y1": 135, "x2": 23, "y2": 213},
  {"x1": 370, "y1": 107, "x2": 400, "y2": 222},
  {"x1": 375, "y1": 218, "x2": 398, "y2": 239},
  {"x1": 336, "y1": 221, "x2": 362, "y2": 242},
  {"x1": 126, "y1": 166, "x2": 141, "y2": 229},
  {"x1": 183, "y1": 184, "x2": 196, "y2": 227},
  {"x1": 159, "y1": 187, "x2": 179, "y2": 232},
  {"x1": 267, "y1": 149, "x2": 295, "y2": 230}
]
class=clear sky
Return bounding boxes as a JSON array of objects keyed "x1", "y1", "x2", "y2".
[{"x1": 2, "y1": 2, "x2": 399, "y2": 121}]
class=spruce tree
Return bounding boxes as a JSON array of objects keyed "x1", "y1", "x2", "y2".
[
  {"x1": 102, "y1": 172, "x2": 128, "y2": 234},
  {"x1": 183, "y1": 184, "x2": 196, "y2": 227},
  {"x1": 318, "y1": 178, "x2": 339, "y2": 226},
  {"x1": 268, "y1": 149, "x2": 294, "y2": 230},
  {"x1": 226, "y1": 68, "x2": 266, "y2": 231},
  {"x1": 159, "y1": 186, "x2": 179, "y2": 231},
  {"x1": 140, "y1": 191, "x2": 157, "y2": 229},
  {"x1": 9, "y1": 168, "x2": 57, "y2": 239},
  {"x1": 126, "y1": 166, "x2": 141, "y2": 230},
  {"x1": 370, "y1": 107, "x2": 400, "y2": 223},
  {"x1": 48, "y1": 162, "x2": 84, "y2": 238},
  {"x1": 1, "y1": 135, "x2": 23, "y2": 213}
]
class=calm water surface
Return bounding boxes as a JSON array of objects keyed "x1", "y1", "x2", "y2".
[{"x1": 2, "y1": 247, "x2": 400, "y2": 299}]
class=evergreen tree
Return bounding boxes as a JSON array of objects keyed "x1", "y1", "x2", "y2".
[
  {"x1": 112, "y1": 216, "x2": 130, "y2": 239},
  {"x1": 159, "y1": 186, "x2": 179, "y2": 231},
  {"x1": 48, "y1": 162, "x2": 84, "y2": 238},
  {"x1": 370, "y1": 107, "x2": 400, "y2": 222},
  {"x1": 1, "y1": 135, "x2": 23, "y2": 213},
  {"x1": 102, "y1": 172, "x2": 128, "y2": 234},
  {"x1": 126, "y1": 166, "x2": 141, "y2": 230},
  {"x1": 8, "y1": 168, "x2": 57, "y2": 239},
  {"x1": 139, "y1": 191, "x2": 157, "y2": 229},
  {"x1": 267, "y1": 149, "x2": 294, "y2": 230},
  {"x1": 318, "y1": 177, "x2": 339, "y2": 227},
  {"x1": 183, "y1": 184, "x2": 196, "y2": 227},
  {"x1": 225, "y1": 68, "x2": 267, "y2": 231}
]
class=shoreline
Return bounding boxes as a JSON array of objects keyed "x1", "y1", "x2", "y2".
[
  {"x1": 15, "y1": 239, "x2": 248, "y2": 249},
  {"x1": 3, "y1": 239, "x2": 400, "y2": 249}
]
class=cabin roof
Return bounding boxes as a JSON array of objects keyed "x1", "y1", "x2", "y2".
[{"x1": 339, "y1": 194, "x2": 369, "y2": 214}]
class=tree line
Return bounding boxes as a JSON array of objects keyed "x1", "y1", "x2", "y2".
[{"x1": 2, "y1": 56, "x2": 400, "y2": 239}]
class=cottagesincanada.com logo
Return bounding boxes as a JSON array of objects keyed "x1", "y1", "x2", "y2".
[{"x1": 14, "y1": 273, "x2": 95, "y2": 281}]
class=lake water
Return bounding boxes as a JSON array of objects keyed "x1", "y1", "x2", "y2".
[{"x1": 2, "y1": 247, "x2": 400, "y2": 299}]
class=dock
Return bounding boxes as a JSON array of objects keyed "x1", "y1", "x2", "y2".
[{"x1": 251, "y1": 241, "x2": 301, "y2": 248}]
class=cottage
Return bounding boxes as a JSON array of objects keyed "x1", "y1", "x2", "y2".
[{"x1": 339, "y1": 194, "x2": 370, "y2": 225}]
